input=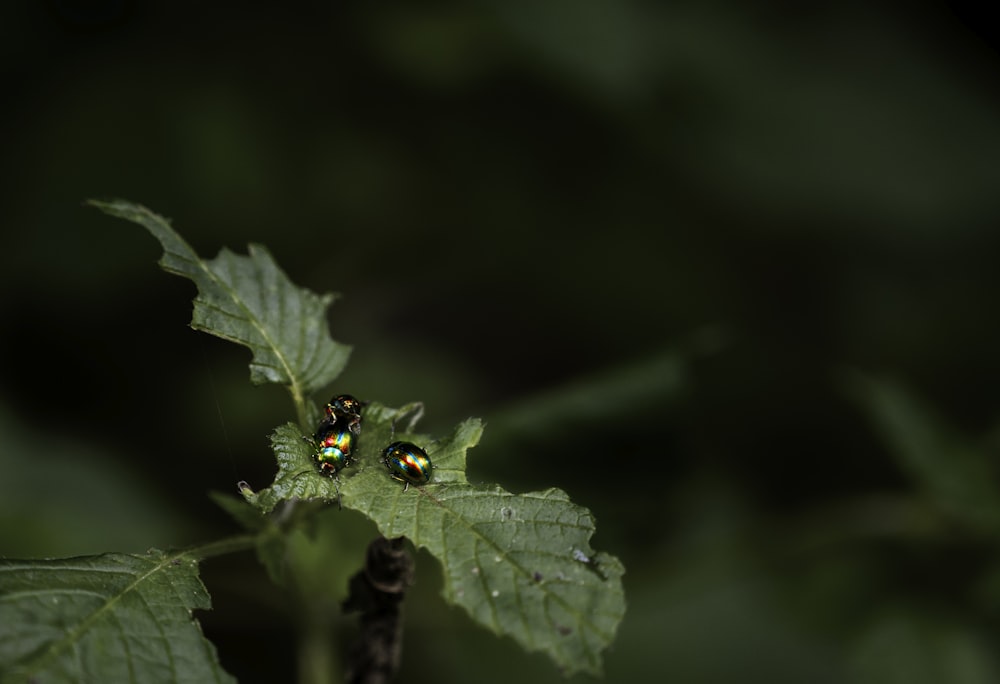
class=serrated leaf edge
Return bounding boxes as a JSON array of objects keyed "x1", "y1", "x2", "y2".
[{"x1": 88, "y1": 200, "x2": 316, "y2": 415}]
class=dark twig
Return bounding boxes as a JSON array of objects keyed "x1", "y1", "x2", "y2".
[{"x1": 342, "y1": 536, "x2": 414, "y2": 684}]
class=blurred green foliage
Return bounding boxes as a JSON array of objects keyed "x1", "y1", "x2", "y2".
[{"x1": 2, "y1": 1, "x2": 1000, "y2": 682}]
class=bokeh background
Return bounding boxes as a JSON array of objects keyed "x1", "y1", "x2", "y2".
[{"x1": 3, "y1": 1, "x2": 1000, "y2": 682}]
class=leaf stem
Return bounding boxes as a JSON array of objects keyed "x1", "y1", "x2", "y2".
[
  {"x1": 291, "y1": 382, "x2": 310, "y2": 430},
  {"x1": 183, "y1": 534, "x2": 257, "y2": 562}
]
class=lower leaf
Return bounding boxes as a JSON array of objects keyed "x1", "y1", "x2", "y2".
[{"x1": 0, "y1": 550, "x2": 235, "y2": 684}]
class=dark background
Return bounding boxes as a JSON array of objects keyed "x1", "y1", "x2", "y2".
[{"x1": 3, "y1": 1, "x2": 1000, "y2": 682}]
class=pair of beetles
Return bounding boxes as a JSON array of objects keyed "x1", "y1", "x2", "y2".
[{"x1": 304, "y1": 394, "x2": 432, "y2": 491}]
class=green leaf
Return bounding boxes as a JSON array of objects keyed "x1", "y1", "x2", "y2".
[
  {"x1": 87, "y1": 199, "x2": 350, "y2": 415},
  {"x1": 849, "y1": 611, "x2": 1000, "y2": 684},
  {"x1": 0, "y1": 549, "x2": 235, "y2": 684},
  {"x1": 242, "y1": 404, "x2": 626, "y2": 676},
  {"x1": 846, "y1": 373, "x2": 1000, "y2": 532}
]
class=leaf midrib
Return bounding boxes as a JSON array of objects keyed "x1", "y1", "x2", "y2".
[
  {"x1": 183, "y1": 249, "x2": 305, "y2": 414},
  {"x1": 8, "y1": 550, "x2": 188, "y2": 681}
]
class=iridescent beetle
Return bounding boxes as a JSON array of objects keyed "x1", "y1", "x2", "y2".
[
  {"x1": 320, "y1": 394, "x2": 365, "y2": 435},
  {"x1": 309, "y1": 425, "x2": 356, "y2": 477},
  {"x1": 382, "y1": 441, "x2": 433, "y2": 491},
  {"x1": 304, "y1": 394, "x2": 365, "y2": 477}
]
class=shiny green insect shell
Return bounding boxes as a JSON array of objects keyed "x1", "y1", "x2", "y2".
[
  {"x1": 382, "y1": 441, "x2": 432, "y2": 489},
  {"x1": 311, "y1": 426, "x2": 355, "y2": 476}
]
